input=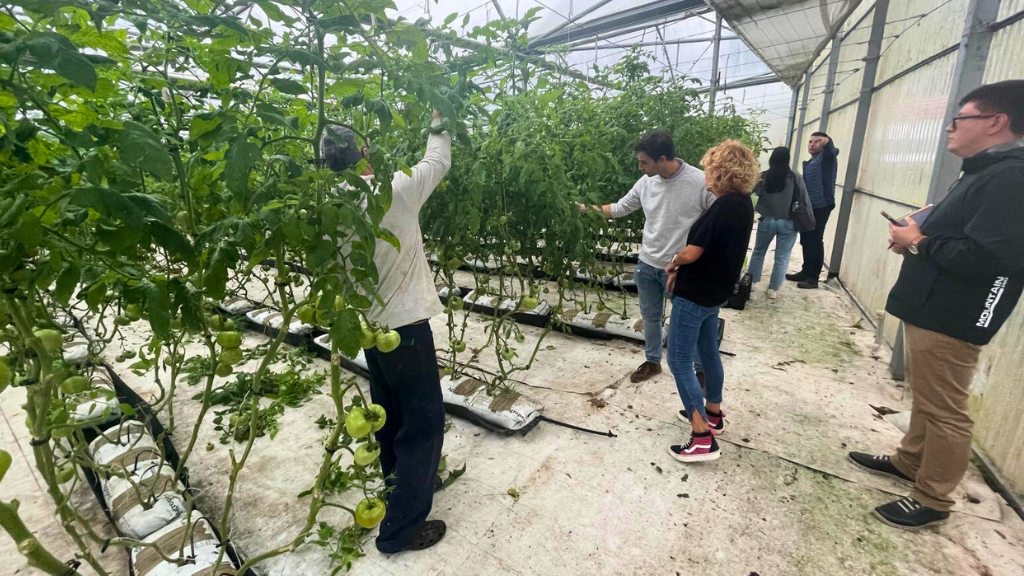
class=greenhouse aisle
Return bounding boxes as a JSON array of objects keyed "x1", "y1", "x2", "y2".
[{"x1": 4, "y1": 244, "x2": 1024, "y2": 576}]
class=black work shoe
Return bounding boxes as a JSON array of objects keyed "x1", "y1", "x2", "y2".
[
  {"x1": 848, "y1": 452, "x2": 915, "y2": 486},
  {"x1": 873, "y1": 497, "x2": 949, "y2": 530},
  {"x1": 630, "y1": 361, "x2": 662, "y2": 383},
  {"x1": 797, "y1": 278, "x2": 819, "y2": 289},
  {"x1": 378, "y1": 520, "x2": 447, "y2": 554},
  {"x1": 785, "y1": 272, "x2": 806, "y2": 282}
]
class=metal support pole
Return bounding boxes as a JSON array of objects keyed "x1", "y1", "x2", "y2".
[
  {"x1": 709, "y1": 12, "x2": 723, "y2": 115},
  {"x1": 828, "y1": 0, "x2": 890, "y2": 279},
  {"x1": 927, "y1": 0, "x2": 1001, "y2": 204},
  {"x1": 656, "y1": 25, "x2": 676, "y2": 81},
  {"x1": 791, "y1": 70, "x2": 812, "y2": 171},
  {"x1": 785, "y1": 86, "x2": 800, "y2": 150},
  {"x1": 819, "y1": 34, "x2": 843, "y2": 133}
]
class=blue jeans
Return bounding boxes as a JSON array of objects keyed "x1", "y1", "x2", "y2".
[
  {"x1": 667, "y1": 297, "x2": 724, "y2": 424},
  {"x1": 365, "y1": 321, "x2": 445, "y2": 553},
  {"x1": 634, "y1": 261, "x2": 701, "y2": 372},
  {"x1": 747, "y1": 217, "x2": 798, "y2": 291}
]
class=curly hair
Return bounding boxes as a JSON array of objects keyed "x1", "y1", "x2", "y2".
[{"x1": 700, "y1": 140, "x2": 760, "y2": 196}]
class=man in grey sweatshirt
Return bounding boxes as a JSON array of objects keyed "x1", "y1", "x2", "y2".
[{"x1": 580, "y1": 131, "x2": 714, "y2": 382}]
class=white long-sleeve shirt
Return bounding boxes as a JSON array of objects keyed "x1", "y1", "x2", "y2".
[
  {"x1": 357, "y1": 129, "x2": 451, "y2": 329},
  {"x1": 610, "y1": 162, "x2": 714, "y2": 268}
]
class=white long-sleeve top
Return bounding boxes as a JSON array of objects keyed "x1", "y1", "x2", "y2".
[
  {"x1": 357, "y1": 128, "x2": 451, "y2": 329},
  {"x1": 610, "y1": 162, "x2": 714, "y2": 269}
]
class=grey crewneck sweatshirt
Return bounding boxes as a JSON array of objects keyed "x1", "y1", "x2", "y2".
[{"x1": 610, "y1": 161, "x2": 714, "y2": 268}]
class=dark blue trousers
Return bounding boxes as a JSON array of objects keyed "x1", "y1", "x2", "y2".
[{"x1": 364, "y1": 320, "x2": 445, "y2": 553}]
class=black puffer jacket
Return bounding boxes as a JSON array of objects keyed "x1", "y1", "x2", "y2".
[{"x1": 886, "y1": 143, "x2": 1024, "y2": 345}]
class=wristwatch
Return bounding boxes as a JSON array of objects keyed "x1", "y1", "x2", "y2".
[{"x1": 908, "y1": 236, "x2": 926, "y2": 255}]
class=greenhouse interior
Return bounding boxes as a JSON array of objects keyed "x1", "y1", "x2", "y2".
[{"x1": 2, "y1": 0, "x2": 1024, "y2": 574}]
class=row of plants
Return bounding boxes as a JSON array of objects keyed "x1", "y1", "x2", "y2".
[{"x1": 0, "y1": 0, "x2": 763, "y2": 573}]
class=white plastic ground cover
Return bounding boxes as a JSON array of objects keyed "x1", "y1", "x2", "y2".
[
  {"x1": 312, "y1": 333, "x2": 369, "y2": 372},
  {"x1": 462, "y1": 289, "x2": 552, "y2": 316},
  {"x1": 441, "y1": 373, "x2": 543, "y2": 432},
  {"x1": 245, "y1": 307, "x2": 312, "y2": 335},
  {"x1": 218, "y1": 297, "x2": 257, "y2": 315},
  {"x1": 131, "y1": 513, "x2": 236, "y2": 576},
  {"x1": 67, "y1": 371, "x2": 121, "y2": 425},
  {"x1": 560, "y1": 308, "x2": 666, "y2": 345}
]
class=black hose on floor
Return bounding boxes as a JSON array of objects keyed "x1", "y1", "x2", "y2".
[{"x1": 538, "y1": 415, "x2": 617, "y2": 438}]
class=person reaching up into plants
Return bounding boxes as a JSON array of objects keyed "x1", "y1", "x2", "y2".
[
  {"x1": 322, "y1": 109, "x2": 451, "y2": 554},
  {"x1": 579, "y1": 131, "x2": 714, "y2": 384},
  {"x1": 664, "y1": 140, "x2": 757, "y2": 463}
]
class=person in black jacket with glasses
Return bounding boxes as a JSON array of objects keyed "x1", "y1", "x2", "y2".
[{"x1": 849, "y1": 80, "x2": 1024, "y2": 530}]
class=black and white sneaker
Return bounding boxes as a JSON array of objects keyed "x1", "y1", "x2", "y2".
[
  {"x1": 848, "y1": 452, "x2": 915, "y2": 486},
  {"x1": 873, "y1": 497, "x2": 949, "y2": 530}
]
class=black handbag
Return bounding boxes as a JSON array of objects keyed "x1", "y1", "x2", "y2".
[{"x1": 789, "y1": 174, "x2": 816, "y2": 232}]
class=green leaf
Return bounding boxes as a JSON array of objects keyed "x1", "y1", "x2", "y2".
[
  {"x1": 277, "y1": 49, "x2": 332, "y2": 71},
  {"x1": 70, "y1": 186, "x2": 141, "y2": 222},
  {"x1": 270, "y1": 78, "x2": 306, "y2": 95},
  {"x1": 149, "y1": 221, "x2": 196, "y2": 261},
  {"x1": 330, "y1": 309, "x2": 363, "y2": 360},
  {"x1": 54, "y1": 263, "x2": 80, "y2": 305},
  {"x1": 463, "y1": 13, "x2": 471, "y2": 26},
  {"x1": 117, "y1": 121, "x2": 173, "y2": 180},
  {"x1": 131, "y1": 278, "x2": 172, "y2": 340},
  {"x1": 255, "y1": 102, "x2": 298, "y2": 132},
  {"x1": 224, "y1": 135, "x2": 261, "y2": 196},
  {"x1": 26, "y1": 32, "x2": 97, "y2": 91},
  {"x1": 12, "y1": 212, "x2": 44, "y2": 248},
  {"x1": 444, "y1": 13, "x2": 459, "y2": 26},
  {"x1": 364, "y1": 99, "x2": 392, "y2": 132},
  {"x1": 316, "y1": 15, "x2": 360, "y2": 32},
  {"x1": 189, "y1": 112, "x2": 223, "y2": 142}
]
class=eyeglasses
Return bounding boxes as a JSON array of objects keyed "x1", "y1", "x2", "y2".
[{"x1": 950, "y1": 114, "x2": 998, "y2": 129}]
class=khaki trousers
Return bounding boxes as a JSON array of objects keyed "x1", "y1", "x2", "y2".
[{"x1": 891, "y1": 323, "x2": 982, "y2": 511}]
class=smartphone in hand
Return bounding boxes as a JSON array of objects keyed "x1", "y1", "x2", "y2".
[{"x1": 881, "y1": 211, "x2": 905, "y2": 227}]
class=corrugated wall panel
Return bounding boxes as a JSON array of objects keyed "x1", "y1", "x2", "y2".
[
  {"x1": 984, "y1": 20, "x2": 1024, "y2": 82},
  {"x1": 835, "y1": 194, "x2": 906, "y2": 320},
  {"x1": 857, "y1": 53, "x2": 955, "y2": 206},
  {"x1": 876, "y1": 0, "x2": 967, "y2": 86},
  {"x1": 1000, "y1": 0, "x2": 1024, "y2": 20}
]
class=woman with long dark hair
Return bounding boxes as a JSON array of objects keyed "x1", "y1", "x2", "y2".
[{"x1": 746, "y1": 146, "x2": 813, "y2": 299}]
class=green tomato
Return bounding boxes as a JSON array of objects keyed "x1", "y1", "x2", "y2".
[
  {"x1": 296, "y1": 305, "x2": 316, "y2": 325},
  {"x1": 446, "y1": 257, "x2": 463, "y2": 270},
  {"x1": 598, "y1": 238, "x2": 611, "y2": 248},
  {"x1": 515, "y1": 333, "x2": 525, "y2": 343},
  {"x1": 125, "y1": 304, "x2": 143, "y2": 319},
  {"x1": 216, "y1": 331, "x2": 243, "y2": 349},
  {"x1": 54, "y1": 464, "x2": 75, "y2": 485},
  {"x1": 208, "y1": 315, "x2": 223, "y2": 331},
  {"x1": 448, "y1": 297, "x2": 464, "y2": 311},
  {"x1": 500, "y1": 347, "x2": 515, "y2": 362},
  {"x1": 114, "y1": 315, "x2": 131, "y2": 327},
  {"x1": 222, "y1": 318, "x2": 236, "y2": 331},
  {"x1": 451, "y1": 340, "x2": 466, "y2": 353},
  {"x1": 334, "y1": 295, "x2": 346, "y2": 312},
  {"x1": 520, "y1": 297, "x2": 539, "y2": 310},
  {"x1": 360, "y1": 325, "x2": 377, "y2": 349},
  {"x1": 60, "y1": 376, "x2": 91, "y2": 395},
  {"x1": 366, "y1": 404, "x2": 387, "y2": 432},
  {"x1": 220, "y1": 348, "x2": 244, "y2": 365},
  {"x1": 497, "y1": 215, "x2": 508, "y2": 225},
  {"x1": 175, "y1": 210, "x2": 190, "y2": 229},
  {"x1": 355, "y1": 497, "x2": 386, "y2": 529},
  {"x1": 354, "y1": 444, "x2": 381, "y2": 466},
  {"x1": 510, "y1": 241, "x2": 521, "y2": 252},
  {"x1": 298, "y1": 209, "x2": 308, "y2": 220},
  {"x1": 33, "y1": 329, "x2": 63, "y2": 354},
  {"x1": 376, "y1": 330, "x2": 401, "y2": 353},
  {"x1": 443, "y1": 367, "x2": 454, "y2": 376},
  {"x1": 345, "y1": 408, "x2": 372, "y2": 439},
  {"x1": 215, "y1": 362, "x2": 233, "y2": 378},
  {"x1": 0, "y1": 449, "x2": 11, "y2": 484}
]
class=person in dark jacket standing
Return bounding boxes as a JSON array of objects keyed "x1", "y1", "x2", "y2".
[
  {"x1": 787, "y1": 132, "x2": 838, "y2": 289},
  {"x1": 849, "y1": 80, "x2": 1024, "y2": 530},
  {"x1": 747, "y1": 147, "x2": 813, "y2": 299}
]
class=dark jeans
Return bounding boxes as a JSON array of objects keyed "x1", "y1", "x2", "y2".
[
  {"x1": 799, "y1": 206, "x2": 833, "y2": 280},
  {"x1": 365, "y1": 320, "x2": 445, "y2": 553}
]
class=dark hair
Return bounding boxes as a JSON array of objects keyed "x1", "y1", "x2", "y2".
[
  {"x1": 960, "y1": 80, "x2": 1024, "y2": 135},
  {"x1": 634, "y1": 131, "x2": 675, "y2": 162},
  {"x1": 810, "y1": 131, "x2": 830, "y2": 139},
  {"x1": 322, "y1": 125, "x2": 363, "y2": 173},
  {"x1": 763, "y1": 147, "x2": 791, "y2": 194}
]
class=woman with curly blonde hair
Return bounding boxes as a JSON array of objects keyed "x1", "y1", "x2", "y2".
[{"x1": 665, "y1": 140, "x2": 757, "y2": 463}]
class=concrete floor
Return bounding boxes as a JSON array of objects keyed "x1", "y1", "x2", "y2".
[{"x1": 3, "y1": 246, "x2": 1024, "y2": 576}]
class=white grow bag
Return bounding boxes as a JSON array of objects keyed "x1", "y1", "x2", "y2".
[
  {"x1": 218, "y1": 297, "x2": 257, "y2": 315},
  {"x1": 102, "y1": 462, "x2": 187, "y2": 539},
  {"x1": 312, "y1": 334, "x2": 369, "y2": 372},
  {"x1": 245, "y1": 308, "x2": 312, "y2": 335},
  {"x1": 63, "y1": 332, "x2": 91, "y2": 365},
  {"x1": 131, "y1": 514, "x2": 236, "y2": 576},
  {"x1": 89, "y1": 421, "x2": 158, "y2": 467},
  {"x1": 67, "y1": 372, "x2": 121, "y2": 425},
  {"x1": 561, "y1": 309, "x2": 667, "y2": 346},
  {"x1": 440, "y1": 373, "x2": 543, "y2": 433},
  {"x1": 462, "y1": 290, "x2": 552, "y2": 316}
]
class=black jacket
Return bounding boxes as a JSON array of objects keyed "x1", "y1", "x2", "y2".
[{"x1": 886, "y1": 143, "x2": 1024, "y2": 345}]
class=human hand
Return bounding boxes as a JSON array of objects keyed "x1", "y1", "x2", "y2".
[
  {"x1": 432, "y1": 109, "x2": 443, "y2": 121},
  {"x1": 667, "y1": 270, "x2": 677, "y2": 292},
  {"x1": 889, "y1": 219, "x2": 922, "y2": 249},
  {"x1": 889, "y1": 242, "x2": 907, "y2": 255}
]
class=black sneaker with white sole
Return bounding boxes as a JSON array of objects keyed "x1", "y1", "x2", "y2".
[
  {"x1": 873, "y1": 497, "x2": 949, "y2": 530},
  {"x1": 848, "y1": 452, "x2": 915, "y2": 486}
]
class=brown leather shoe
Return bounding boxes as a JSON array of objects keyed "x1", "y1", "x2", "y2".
[{"x1": 630, "y1": 361, "x2": 662, "y2": 383}]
